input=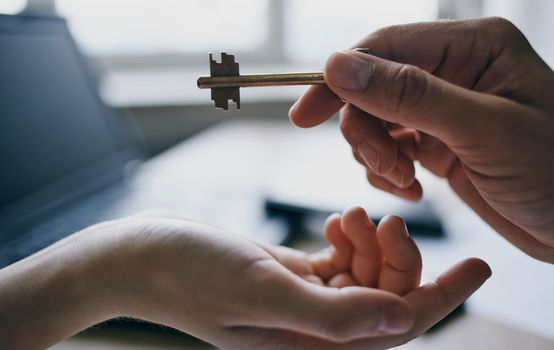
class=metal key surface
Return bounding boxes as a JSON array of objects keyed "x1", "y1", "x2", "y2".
[
  {"x1": 208, "y1": 53, "x2": 241, "y2": 110},
  {"x1": 198, "y1": 49, "x2": 369, "y2": 110}
]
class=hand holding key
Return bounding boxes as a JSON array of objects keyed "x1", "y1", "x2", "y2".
[
  {"x1": 290, "y1": 18, "x2": 554, "y2": 263},
  {"x1": 197, "y1": 52, "x2": 327, "y2": 110},
  {"x1": 197, "y1": 49, "x2": 368, "y2": 110}
]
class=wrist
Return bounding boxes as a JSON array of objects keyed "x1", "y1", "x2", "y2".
[
  {"x1": 0, "y1": 222, "x2": 126, "y2": 348},
  {"x1": 87, "y1": 217, "x2": 198, "y2": 324},
  {"x1": 74, "y1": 219, "x2": 168, "y2": 318},
  {"x1": 104, "y1": 218, "x2": 198, "y2": 324}
]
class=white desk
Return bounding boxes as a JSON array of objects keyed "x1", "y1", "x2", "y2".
[{"x1": 53, "y1": 120, "x2": 554, "y2": 349}]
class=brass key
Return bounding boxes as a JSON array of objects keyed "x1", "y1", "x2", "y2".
[{"x1": 197, "y1": 49, "x2": 370, "y2": 110}]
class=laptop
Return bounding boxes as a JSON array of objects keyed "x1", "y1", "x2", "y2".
[{"x1": 0, "y1": 14, "x2": 292, "y2": 269}]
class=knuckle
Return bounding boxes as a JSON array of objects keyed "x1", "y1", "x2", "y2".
[
  {"x1": 481, "y1": 16, "x2": 525, "y2": 43},
  {"x1": 430, "y1": 280, "x2": 454, "y2": 309},
  {"x1": 374, "y1": 23, "x2": 404, "y2": 39},
  {"x1": 485, "y1": 16, "x2": 517, "y2": 34},
  {"x1": 390, "y1": 64, "x2": 429, "y2": 115}
]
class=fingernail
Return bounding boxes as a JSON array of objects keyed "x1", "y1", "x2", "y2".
[
  {"x1": 401, "y1": 221, "x2": 410, "y2": 238},
  {"x1": 352, "y1": 48, "x2": 371, "y2": 54},
  {"x1": 326, "y1": 51, "x2": 374, "y2": 91},
  {"x1": 388, "y1": 167, "x2": 404, "y2": 187},
  {"x1": 379, "y1": 304, "x2": 412, "y2": 334},
  {"x1": 357, "y1": 143, "x2": 379, "y2": 173},
  {"x1": 288, "y1": 100, "x2": 299, "y2": 119}
]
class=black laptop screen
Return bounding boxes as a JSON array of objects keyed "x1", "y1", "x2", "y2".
[{"x1": 0, "y1": 17, "x2": 133, "y2": 215}]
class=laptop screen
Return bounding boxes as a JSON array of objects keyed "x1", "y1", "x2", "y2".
[{"x1": 0, "y1": 16, "x2": 138, "y2": 225}]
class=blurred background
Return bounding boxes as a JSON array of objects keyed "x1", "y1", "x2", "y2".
[
  {"x1": 1, "y1": 0, "x2": 552, "y2": 155},
  {"x1": 1, "y1": 1, "x2": 553, "y2": 349}
]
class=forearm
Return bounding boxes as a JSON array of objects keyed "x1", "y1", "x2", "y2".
[{"x1": 0, "y1": 227, "x2": 124, "y2": 349}]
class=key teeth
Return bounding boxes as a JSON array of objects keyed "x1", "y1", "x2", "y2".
[
  {"x1": 211, "y1": 87, "x2": 240, "y2": 111},
  {"x1": 208, "y1": 52, "x2": 241, "y2": 110},
  {"x1": 213, "y1": 99, "x2": 240, "y2": 111},
  {"x1": 214, "y1": 100, "x2": 228, "y2": 110},
  {"x1": 209, "y1": 52, "x2": 240, "y2": 76}
]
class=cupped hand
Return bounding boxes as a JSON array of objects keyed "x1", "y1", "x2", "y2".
[
  {"x1": 289, "y1": 18, "x2": 554, "y2": 263},
  {"x1": 110, "y1": 210, "x2": 490, "y2": 350},
  {"x1": 265, "y1": 206, "x2": 422, "y2": 297}
]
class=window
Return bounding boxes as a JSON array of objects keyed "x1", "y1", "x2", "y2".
[
  {"x1": 56, "y1": 0, "x2": 272, "y2": 57},
  {"x1": 0, "y1": 0, "x2": 27, "y2": 14},
  {"x1": 52, "y1": 0, "x2": 439, "y2": 69},
  {"x1": 284, "y1": 0, "x2": 438, "y2": 65}
]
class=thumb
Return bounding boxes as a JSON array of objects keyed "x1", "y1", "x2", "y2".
[
  {"x1": 324, "y1": 50, "x2": 494, "y2": 141},
  {"x1": 262, "y1": 279, "x2": 414, "y2": 342}
]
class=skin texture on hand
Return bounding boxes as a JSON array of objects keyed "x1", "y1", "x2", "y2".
[
  {"x1": 109, "y1": 211, "x2": 490, "y2": 350},
  {"x1": 0, "y1": 211, "x2": 491, "y2": 350},
  {"x1": 289, "y1": 17, "x2": 554, "y2": 263},
  {"x1": 0, "y1": 221, "x2": 135, "y2": 349}
]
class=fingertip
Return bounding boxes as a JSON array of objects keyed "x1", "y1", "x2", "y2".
[
  {"x1": 342, "y1": 205, "x2": 372, "y2": 225},
  {"x1": 288, "y1": 85, "x2": 343, "y2": 128},
  {"x1": 391, "y1": 180, "x2": 423, "y2": 202},
  {"x1": 288, "y1": 99, "x2": 301, "y2": 124},
  {"x1": 342, "y1": 205, "x2": 377, "y2": 234},
  {"x1": 343, "y1": 205, "x2": 365, "y2": 214},
  {"x1": 324, "y1": 214, "x2": 352, "y2": 256},
  {"x1": 462, "y1": 257, "x2": 492, "y2": 280},
  {"x1": 377, "y1": 215, "x2": 410, "y2": 242},
  {"x1": 379, "y1": 215, "x2": 407, "y2": 232},
  {"x1": 324, "y1": 212, "x2": 342, "y2": 226},
  {"x1": 432, "y1": 257, "x2": 493, "y2": 307},
  {"x1": 324, "y1": 213, "x2": 343, "y2": 242},
  {"x1": 288, "y1": 100, "x2": 315, "y2": 129}
]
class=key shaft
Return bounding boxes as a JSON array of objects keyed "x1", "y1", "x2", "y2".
[
  {"x1": 199, "y1": 49, "x2": 370, "y2": 109},
  {"x1": 197, "y1": 72, "x2": 324, "y2": 89}
]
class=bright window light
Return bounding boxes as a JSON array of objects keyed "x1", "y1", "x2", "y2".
[
  {"x1": 284, "y1": 0, "x2": 438, "y2": 64},
  {"x1": 55, "y1": 0, "x2": 271, "y2": 56},
  {"x1": 0, "y1": 0, "x2": 27, "y2": 14},
  {"x1": 55, "y1": 0, "x2": 438, "y2": 66}
]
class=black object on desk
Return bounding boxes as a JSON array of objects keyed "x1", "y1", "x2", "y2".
[{"x1": 264, "y1": 196, "x2": 445, "y2": 245}]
